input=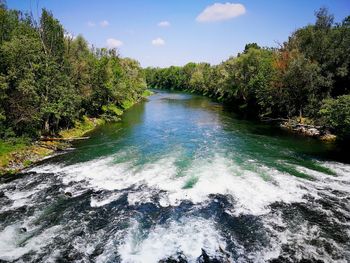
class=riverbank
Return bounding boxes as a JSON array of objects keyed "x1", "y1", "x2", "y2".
[
  {"x1": 279, "y1": 119, "x2": 337, "y2": 141},
  {"x1": 0, "y1": 91, "x2": 153, "y2": 175},
  {"x1": 0, "y1": 117, "x2": 104, "y2": 175}
]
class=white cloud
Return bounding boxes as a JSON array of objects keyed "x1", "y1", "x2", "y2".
[
  {"x1": 100, "y1": 20, "x2": 109, "y2": 27},
  {"x1": 196, "y1": 2, "x2": 246, "y2": 22},
  {"x1": 106, "y1": 38, "x2": 123, "y2": 48},
  {"x1": 158, "y1": 21, "x2": 170, "y2": 27},
  {"x1": 87, "y1": 21, "x2": 96, "y2": 27},
  {"x1": 151, "y1": 37, "x2": 165, "y2": 46}
]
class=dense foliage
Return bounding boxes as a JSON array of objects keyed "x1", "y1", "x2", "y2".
[
  {"x1": 1, "y1": 3, "x2": 349, "y2": 141},
  {"x1": 0, "y1": 2, "x2": 146, "y2": 138},
  {"x1": 319, "y1": 95, "x2": 350, "y2": 140},
  {"x1": 145, "y1": 9, "x2": 350, "y2": 139}
]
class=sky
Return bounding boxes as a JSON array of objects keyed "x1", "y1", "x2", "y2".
[{"x1": 7, "y1": 0, "x2": 350, "y2": 68}]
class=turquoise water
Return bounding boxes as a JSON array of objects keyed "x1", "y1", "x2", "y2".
[{"x1": 0, "y1": 90, "x2": 349, "y2": 262}]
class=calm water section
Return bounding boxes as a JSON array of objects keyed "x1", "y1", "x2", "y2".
[{"x1": 0, "y1": 90, "x2": 349, "y2": 262}]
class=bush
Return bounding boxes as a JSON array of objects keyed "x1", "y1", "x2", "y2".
[
  {"x1": 319, "y1": 95, "x2": 350, "y2": 140},
  {"x1": 101, "y1": 104, "x2": 123, "y2": 121}
]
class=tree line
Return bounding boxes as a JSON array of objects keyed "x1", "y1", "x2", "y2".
[
  {"x1": 145, "y1": 9, "x2": 350, "y2": 140},
  {"x1": 0, "y1": 1, "x2": 146, "y2": 139}
]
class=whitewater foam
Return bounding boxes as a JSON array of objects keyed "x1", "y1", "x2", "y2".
[
  {"x1": 28, "y1": 147, "x2": 350, "y2": 218},
  {"x1": 0, "y1": 224, "x2": 61, "y2": 261},
  {"x1": 91, "y1": 192, "x2": 123, "y2": 207},
  {"x1": 118, "y1": 217, "x2": 226, "y2": 263}
]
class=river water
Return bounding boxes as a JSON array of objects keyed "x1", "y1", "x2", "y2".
[{"x1": 0, "y1": 91, "x2": 349, "y2": 263}]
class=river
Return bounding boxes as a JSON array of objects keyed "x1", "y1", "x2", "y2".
[{"x1": 0, "y1": 91, "x2": 349, "y2": 262}]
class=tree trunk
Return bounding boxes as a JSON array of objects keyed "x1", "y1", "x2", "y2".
[{"x1": 44, "y1": 118, "x2": 50, "y2": 134}]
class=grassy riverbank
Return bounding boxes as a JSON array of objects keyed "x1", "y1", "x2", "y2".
[
  {"x1": 0, "y1": 117, "x2": 103, "y2": 175},
  {"x1": 0, "y1": 138, "x2": 30, "y2": 168},
  {"x1": 0, "y1": 91, "x2": 153, "y2": 175}
]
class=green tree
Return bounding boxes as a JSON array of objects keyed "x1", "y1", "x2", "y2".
[
  {"x1": 287, "y1": 8, "x2": 350, "y2": 97},
  {"x1": 272, "y1": 50, "x2": 330, "y2": 118},
  {"x1": 1, "y1": 33, "x2": 42, "y2": 135},
  {"x1": 319, "y1": 95, "x2": 350, "y2": 139},
  {"x1": 39, "y1": 9, "x2": 65, "y2": 61}
]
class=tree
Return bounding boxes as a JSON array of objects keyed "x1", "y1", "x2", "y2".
[
  {"x1": 1, "y1": 34, "x2": 42, "y2": 135},
  {"x1": 65, "y1": 34, "x2": 93, "y2": 112},
  {"x1": 287, "y1": 8, "x2": 350, "y2": 97},
  {"x1": 39, "y1": 9, "x2": 65, "y2": 61},
  {"x1": 0, "y1": 5, "x2": 148, "y2": 139},
  {"x1": 243, "y1": 43, "x2": 260, "y2": 53},
  {"x1": 319, "y1": 95, "x2": 350, "y2": 139}
]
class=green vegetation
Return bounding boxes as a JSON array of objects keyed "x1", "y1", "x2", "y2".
[
  {"x1": 0, "y1": 116, "x2": 104, "y2": 174},
  {"x1": 0, "y1": 2, "x2": 150, "y2": 172},
  {"x1": 142, "y1": 90, "x2": 154, "y2": 97},
  {"x1": 145, "y1": 8, "x2": 350, "y2": 140},
  {"x1": 319, "y1": 95, "x2": 350, "y2": 140},
  {"x1": 0, "y1": 138, "x2": 53, "y2": 174},
  {"x1": 0, "y1": 3, "x2": 349, "y2": 173},
  {"x1": 0, "y1": 2, "x2": 147, "y2": 140},
  {"x1": 0, "y1": 138, "x2": 29, "y2": 167},
  {"x1": 58, "y1": 116, "x2": 105, "y2": 139}
]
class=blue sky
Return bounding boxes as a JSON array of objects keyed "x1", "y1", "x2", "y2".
[{"x1": 7, "y1": 0, "x2": 350, "y2": 67}]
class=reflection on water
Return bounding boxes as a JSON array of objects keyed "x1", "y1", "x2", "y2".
[{"x1": 0, "y1": 90, "x2": 349, "y2": 262}]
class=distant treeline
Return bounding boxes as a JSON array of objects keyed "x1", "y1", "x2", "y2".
[
  {"x1": 145, "y1": 9, "x2": 350, "y2": 140},
  {"x1": 0, "y1": 1, "x2": 146, "y2": 138}
]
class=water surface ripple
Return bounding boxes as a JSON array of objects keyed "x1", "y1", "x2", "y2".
[{"x1": 0, "y1": 91, "x2": 349, "y2": 262}]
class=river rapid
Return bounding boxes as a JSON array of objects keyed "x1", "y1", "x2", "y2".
[{"x1": 0, "y1": 91, "x2": 349, "y2": 263}]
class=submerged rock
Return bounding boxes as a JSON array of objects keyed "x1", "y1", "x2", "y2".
[
  {"x1": 199, "y1": 249, "x2": 211, "y2": 263},
  {"x1": 64, "y1": 192, "x2": 73, "y2": 197},
  {"x1": 198, "y1": 248, "x2": 232, "y2": 263},
  {"x1": 158, "y1": 248, "x2": 232, "y2": 263},
  {"x1": 159, "y1": 254, "x2": 187, "y2": 263},
  {"x1": 20, "y1": 227, "x2": 27, "y2": 233}
]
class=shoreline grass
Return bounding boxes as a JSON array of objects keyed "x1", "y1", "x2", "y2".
[
  {"x1": 0, "y1": 90, "x2": 153, "y2": 175},
  {"x1": 0, "y1": 117, "x2": 104, "y2": 175}
]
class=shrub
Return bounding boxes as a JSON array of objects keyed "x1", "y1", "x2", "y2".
[{"x1": 319, "y1": 95, "x2": 350, "y2": 140}]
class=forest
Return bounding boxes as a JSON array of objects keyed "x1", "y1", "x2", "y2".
[
  {"x1": 145, "y1": 8, "x2": 350, "y2": 140},
  {"x1": 0, "y1": 4, "x2": 349, "y2": 144},
  {"x1": 0, "y1": 1, "x2": 147, "y2": 140}
]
